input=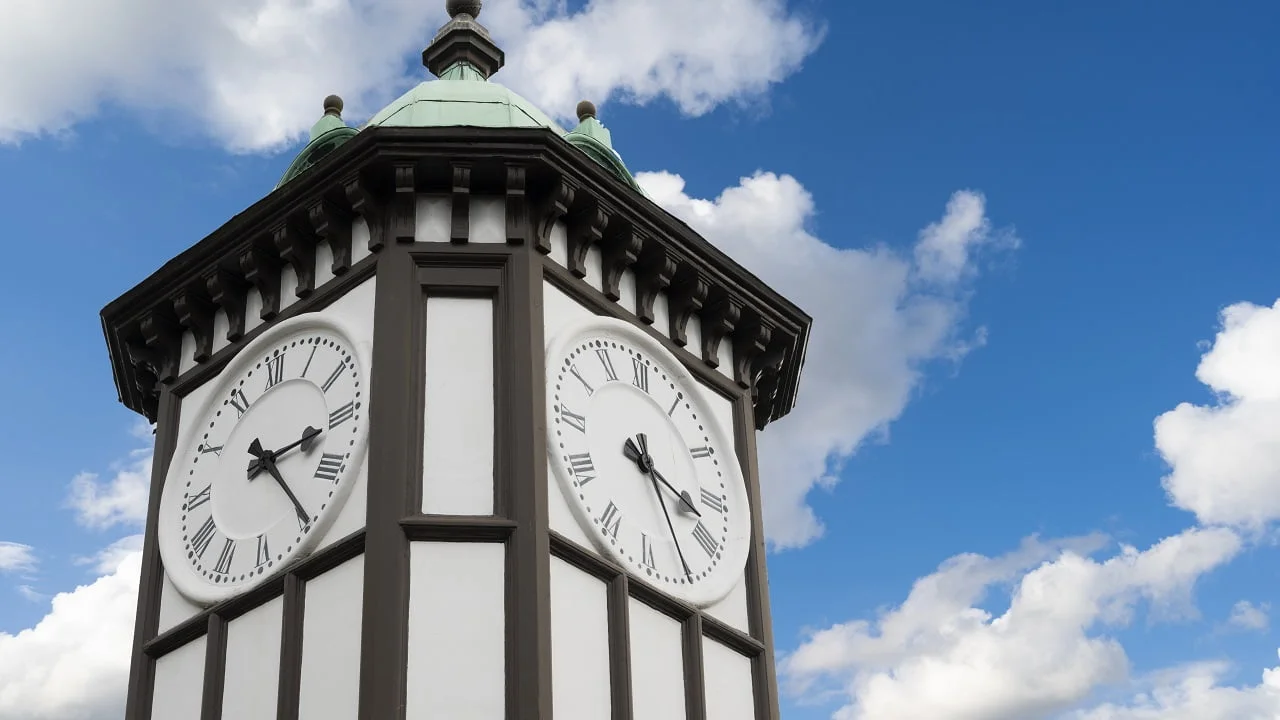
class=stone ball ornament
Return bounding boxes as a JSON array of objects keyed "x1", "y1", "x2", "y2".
[{"x1": 447, "y1": 0, "x2": 483, "y2": 17}]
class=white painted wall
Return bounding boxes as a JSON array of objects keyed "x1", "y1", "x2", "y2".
[
  {"x1": 150, "y1": 634, "x2": 206, "y2": 719},
  {"x1": 280, "y1": 265, "x2": 300, "y2": 312},
  {"x1": 245, "y1": 287, "x2": 265, "y2": 336},
  {"x1": 549, "y1": 220, "x2": 569, "y2": 268},
  {"x1": 699, "y1": 384, "x2": 750, "y2": 633},
  {"x1": 470, "y1": 197, "x2": 506, "y2": 244},
  {"x1": 629, "y1": 599, "x2": 687, "y2": 720},
  {"x1": 221, "y1": 596, "x2": 284, "y2": 720},
  {"x1": 702, "y1": 638, "x2": 756, "y2": 720},
  {"x1": 415, "y1": 195, "x2": 450, "y2": 243},
  {"x1": 298, "y1": 554, "x2": 364, "y2": 720},
  {"x1": 157, "y1": 573, "x2": 204, "y2": 634},
  {"x1": 550, "y1": 556, "x2": 612, "y2": 720},
  {"x1": 406, "y1": 542, "x2": 505, "y2": 718},
  {"x1": 315, "y1": 240, "x2": 336, "y2": 288},
  {"x1": 352, "y1": 218, "x2": 372, "y2": 265},
  {"x1": 422, "y1": 296, "x2": 495, "y2": 515}
]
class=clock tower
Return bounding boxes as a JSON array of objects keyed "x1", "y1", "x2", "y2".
[{"x1": 100, "y1": 3, "x2": 811, "y2": 719}]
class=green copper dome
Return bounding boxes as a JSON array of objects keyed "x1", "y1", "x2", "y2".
[{"x1": 363, "y1": 62, "x2": 566, "y2": 134}]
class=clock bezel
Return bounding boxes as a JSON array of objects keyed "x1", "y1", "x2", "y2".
[
  {"x1": 545, "y1": 314, "x2": 752, "y2": 607},
  {"x1": 157, "y1": 312, "x2": 372, "y2": 606}
]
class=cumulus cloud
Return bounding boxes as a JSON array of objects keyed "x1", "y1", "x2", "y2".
[
  {"x1": 1073, "y1": 657, "x2": 1280, "y2": 720},
  {"x1": 781, "y1": 528, "x2": 1242, "y2": 720},
  {"x1": 640, "y1": 171, "x2": 1015, "y2": 548},
  {"x1": 0, "y1": 0, "x2": 823, "y2": 151},
  {"x1": 65, "y1": 450, "x2": 151, "y2": 530},
  {"x1": 1227, "y1": 600, "x2": 1270, "y2": 632},
  {"x1": 0, "y1": 543, "x2": 37, "y2": 575},
  {"x1": 74, "y1": 536, "x2": 146, "y2": 577},
  {"x1": 0, "y1": 550, "x2": 140, "y2": 720},
  {"x1": 1156, "y1": 299, "x2": 1280, "y2": 530}
]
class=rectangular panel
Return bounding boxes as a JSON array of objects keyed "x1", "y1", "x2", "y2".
[
  {"x1": 406, "y1": 542, "x2": 505, "y2": 718},
  {"x1": 157, "y1": 573, "x2": 203, "y2": 634},
  {"x1": 150, "y1": 634, "x2": 206, "y2": 719},
  {"x1": 697, "y1": 378, "x2": 751, "y2": 633},
  {"x1": 416, "y1": 195, "x2": 450, "y2": 243},
  {"x1": 221, "y1": 596, "x2": 284, "y2": 720},
  {"x1": 629, "y1": 599, "x2": 687, "y2": 720},
  {"x1": 470, "y1": 197, "x2": 506, "y2": 243},
  {"x1": 702, "y1": 638, "x2": 756, "y2": 720},
  {"x1": 550, "y1": 556, "x2": 611, "y2": 720},
  {"x1": 297, "y1": 554, "x2": 364, "y2": 720},
  {"x1": 422, "y1": 296, "x2": 496, "y2": 515}
]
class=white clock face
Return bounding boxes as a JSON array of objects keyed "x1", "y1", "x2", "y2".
[
  {"x1": 546, "y1": 316, "x2": 751, "y2": 607},
  {"x1": 158, "y1": 314, "x2": 369, "y2": 606}
]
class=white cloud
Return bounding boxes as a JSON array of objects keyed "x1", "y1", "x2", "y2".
[
  {"x1": 1073, "y1": 657, "x2": 1280, "y2": 720},
  {"x1": 1228, "y1": 600, "x2": 1270, "y2": 632},
  {"x1": 0, "y1": 549, "x2": 140, "y2": 720},
  {"x1": 781, "y1": 527, "x2": 1242, "y2": 720},
  {"x1": 640, "y1": 171, "x2": 1014, "y2": 548},
  {"x1": 1156, "y1": 299, "x2": 1280, "y2": 530},
  {"x1": 16, "y1": 586, "x2": 45, "y2": 603},
  {"x1": 74, "y1": 536, "x2": 146, "y2": 577},
  {"x1": 0, "y1": 0, "x2": 823, "y2": 152},
  {"x1": 0, "y1": 543, "x2": 36, "y2": 575},
  {"x1": 65, "y1": 450, "x2": 151, "y2": 530}
]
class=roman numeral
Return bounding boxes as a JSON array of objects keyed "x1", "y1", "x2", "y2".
[
  {"x1": 255, "y1": 534, "x2": 271, "y2": 568},
  {"x1": 265, "y1": 352, "x2": 286, "y2": 389},
  {"x1": 302, "y1": 344, "x2": 318, "y2": 378},
  {"x1": 691, "y1": 521, "x2": 719, "y2": 557},
  {"x1": 186, "y1": 484, "x2": 212, "y2": 512},
  {"x1": 314, "y1": 453, "x2": 344, "y2": 483},
  {"x1": 559, "y1": 406, "x2": 587, "y2": 434},
  {"x1": 700, "y1": 488, "x2": 725, "y2": 514},
  {"x1": 668, "y1": 392, "x2": 684, "y2": 417},
  {"x1": 640, "y1": 533, "x2": 658, "y2": 571},
  {"x1": 632, "y1": 358, "x2": 649, "y2": 393},
  {"x1": 213, "y1": 539, "x2": 236, "y2": 575},
  {"x1": 329, "y1": 401, "x2": 355, "y2": 428},
  {"x1": 191, "y1": 516, "x2": 217, "y2": 558},
  {"x1": 321, "y1": 362, "x2": 345, "y2": 393},
  {"x1": 568, "y1": 364, "x2": 594, "y2": 394},
  {"x1": 229, "y1": 388, "x2": 250, "y2": 417},
  {"x1": 690, "y1": 446, "x2": 714, "y2": 459},
  {"x1": 596, "y1": 348, "x2": 618, "y2": 382},
  {"x1": 568, "y1": 453, "x2": 596, "y2": 485},
  {"x1": 598, "y1": 501, "x2": 622, "y2": 539},
  {"x1": 198, "y1": 444, "x2": 222, "y2": 456}
]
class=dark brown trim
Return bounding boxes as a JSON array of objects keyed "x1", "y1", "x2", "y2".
[
  {"x1": 683, "y1": 614, "x2": 708, "y2": 720},
  {"x1": 357, "y1": 243, "x2": 418, "y2": 720},
  {"x1": 199, "y1": 615, "x2": 227, "y2": 720},
  {"x1": 549, "y1": 530, "x2": 619, "y2": 583},
  {"x1": 735, "y1": 395, "x2": 782, "y2": 720},
  {"x1": 608, "y1": 574, "x2": 634, "y2": 720},
  {"x1": 702, "y1": 614, "x2": 766, "y2": 658},
  {"x1": 503, "y1": 244, "x2": 554, "y2": 720},
  {"x1": 144, "y1": 530, "x2": 365, "y2": 658},
  {"x1": 276, "y1": 574, "x2": 305, "y2": 720},
  {"x1": 123, "y1": 388, "x2": 181, "y2": 720},
  {"x1": 400, "y1": 515, "x2": 516, "y2": 542},
  {"x1": 541, "y1": 257, "x2": 744, "y2": 403}
]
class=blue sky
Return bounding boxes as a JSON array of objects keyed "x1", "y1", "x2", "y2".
[{"x1": 2, "y1": 1, "x2": 1279, "y2": 718}]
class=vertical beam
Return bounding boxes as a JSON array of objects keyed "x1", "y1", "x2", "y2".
[
  {"x1": 124, "y1": 389, "x2": 182, "y2": 720},
  {"x1": 357, "y1": 242, "x2": 421, "y2": 720},
  {"x1": 608, "y1": 575, "x2": 634, "y2": 720},
  {"x1": 734, "y1": 395, "x2": 782, "y2": 720},
  {"x1": 503, "y1": 245, "x2": 554, "y2": 719},
  {"x1": 276, "y1": 574, "x2": 306, "y2": 720},
  {"x1": 682, "y1": 615, "x2": 707, "y2": 720},
  {"x1": 200, "y1": 615, "x2": 228, "y2": 720}
]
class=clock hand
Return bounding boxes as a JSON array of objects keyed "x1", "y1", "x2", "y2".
[
  {"x1": 622, "y1": 436, "x2": 701, "y2": 517},
  {"x1": 247, "y1": 426, "x2": 322, "y2": 479},
  {"x1": 259, "y1": 456, "x2": 310, "y2": 526},
  {"x1": 649, "y1": 469, "x2": 692, "y2": 579}
]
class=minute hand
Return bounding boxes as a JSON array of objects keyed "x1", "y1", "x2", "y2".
[{"x1": 621, "y1": 437, "x2": 701, "y2": 517}]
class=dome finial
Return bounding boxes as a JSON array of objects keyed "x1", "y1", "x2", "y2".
[
  {"x1": 576, "y1": 100, "x2": 597, "y2": 122},
  {"x1": 323, "y1": 95, "x2": 344, "y2": 117},
  {"x1": 446, "y1": 0, "x2": 482, "y2": 18}
]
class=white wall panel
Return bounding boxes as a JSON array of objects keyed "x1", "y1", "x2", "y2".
[
  {"x1": 470, "y1": 197, "x2": 506, "y2": 243},
  {"x1": 684, "y1": 316, "x2": 703, "y2": 365},
  {"x1": 179, "y1": 330, "x2": 197, "y2": 376},
  {"x1": 150, "y1": 634, "x2": 206, "y2": 719},
  {"x1": 422, "y1": 296, "x2": 495, "y2": 515},
  {"x1": 549, "y1": 221, "x2": 569, "y2": 267},
  {"x1": 351, "y1": 218, "x2": 372, "y2": 265},
  {"x1": 550, "y1": 557, "x2": 612, "y2": 720},
  {"x1": 315, "y1": 240, "x2": 336, "y2": 287},
  {"x1": 244, "y1": 287, "x2": 264, "y2": 335},
  {"x1": 699, "y1": 379, "x2": 750, "y2": 632},
  {"x1": 715, "y1": 337, "x2": 734, "y2": 381},
  {"x1": 280, "y1": 265, "x2": 300, "y2": 311},
  {"x1": 221, "y1": 596, "x2": 284, "y2": 720},
  {"x1": 652, "y1": 292, "x2": 672, "y2": 344},
  {"x1": 157, "y1": 573, "x2": 204, "y2": 634},
  {"x1": 212, "y1": 308, "x2": 231, "y2": 356},
  {"x1": 584, "y1": 245, "x2": 604, "y2": 292},
  {"x1": 416, "y1": 195, "x2": 450, "y2": 243},
  {"x1": 406, "y1": 542, "x2": 505, "y2": 719},
  {"x1": 702, "y1": 638, "x2": 755, "y2": 720},
  {"x1": 298, "y1": 554, "x2": 364, "y2": 720},
  {"x1": 618, "y1": 269, "x2": 638, "y2": 315},
  {"x1": 629, "y1": 600, "x2": 687, "y2": 720}
]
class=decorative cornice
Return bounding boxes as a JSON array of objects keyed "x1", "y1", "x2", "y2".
[{"x1": 100, "y1": 128, "x2": 810, "y2": 429}]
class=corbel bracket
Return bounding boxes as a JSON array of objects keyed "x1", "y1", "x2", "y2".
[
  {"x1": 173, "y1": 286, "x2": 217, "y2": 364},
  {"x1": 600, "y1": 224, "x2": 644, "y2": 302},
  {"x1": 633, "y1": 241, "x2": 678, "y2": 326},
  {"x1": 272, "y1": 219, "x2": 318, "y2": 299},
  {"x1": 666, "y1": 265, "x2": 709, "y2": 347},
  {"x1": 699, "y1": 290, "x2": 742, "y2": 368},
  {"x1": 565, "y1": 201, "x2": 610, "y2": 279},
  {"x1": 207, "y1": 267, "x2": 250, "y2": 342},
  {"x1": 450, "y1": 162, "x2": 472, "y2": 244},
  {"x1": 533, "y1": 176, "x2": 577, "y2": 255},
  {"x1": 308, "y1": 198, "x2": 354, "y2": 277},
  {"x1": 344, "y1": 172, "x2": 387, "y2": 253},
  {"x1": 505, "y1": 164, "x2": 528, "y2": 246},
  {"x1": 240, "y1": 243, "x2": 284, "y2": 321}
]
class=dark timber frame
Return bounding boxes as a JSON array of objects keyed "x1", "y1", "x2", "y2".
[{"x1": 103, "y1": 127, "x2": 811, "y2": 720}]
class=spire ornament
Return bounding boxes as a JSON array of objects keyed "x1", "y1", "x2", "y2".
[{"x1": 424, "y1": 0, "x2": 504, "y2": 79}]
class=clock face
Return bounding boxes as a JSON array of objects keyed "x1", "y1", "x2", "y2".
[
  {"x1": 158, "y1": 314, "x2": 369, "y2": 606},
  {"x1": 546, "y1": 316, "x2": 751, "y2": 607}
]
